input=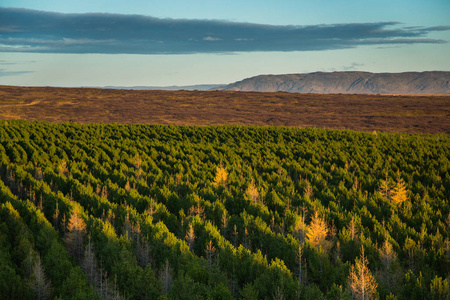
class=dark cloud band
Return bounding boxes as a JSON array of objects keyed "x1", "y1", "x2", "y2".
[{"x1": 0, "y1": 8, "x2": 448, "y2": 54}]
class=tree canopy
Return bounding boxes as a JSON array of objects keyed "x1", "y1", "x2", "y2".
[{"x1": 0, "y1": 120, "x2": 448, "y2": 299}]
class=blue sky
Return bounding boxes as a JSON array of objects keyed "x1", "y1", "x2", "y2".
[{"x1": 1, "y1": 0, "x2": 449, "y2": 87}]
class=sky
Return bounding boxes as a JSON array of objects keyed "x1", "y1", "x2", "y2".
[{"x1": 0, "y1": 0, "x2": 449, "y2": 87}]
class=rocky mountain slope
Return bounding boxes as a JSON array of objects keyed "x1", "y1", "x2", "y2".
[{"x1": 216, "y1": 71, "x2": 450, "y2": 94}]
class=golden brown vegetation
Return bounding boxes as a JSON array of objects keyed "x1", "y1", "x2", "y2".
[{"x1": 0, "y1": 85, "x2": 449, "y2": 133}]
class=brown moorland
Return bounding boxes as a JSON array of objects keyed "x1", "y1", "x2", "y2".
[{"x1": 0, "y1": 85, "x2": 449, "y2": 134}]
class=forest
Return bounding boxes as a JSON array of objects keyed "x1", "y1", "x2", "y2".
[{"x1": 0, "y1": 120, "x2": 449, "y2": 299}]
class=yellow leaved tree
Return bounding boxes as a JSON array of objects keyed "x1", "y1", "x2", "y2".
[
  {"x1": 306, "y1": 211, "x2": 328, "y2": 249},
  {"x1": 213, "y1": 163, "x2": 228, "y2": 188},
  {"x1": 391, "y1": 174, "x2": 408, "y2": 205}
]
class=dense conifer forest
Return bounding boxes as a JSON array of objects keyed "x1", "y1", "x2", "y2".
[{"x1": 0, "y1": 120, "x2": 449, "y2": 299}]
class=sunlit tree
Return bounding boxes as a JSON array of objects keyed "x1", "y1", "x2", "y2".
[
  {"x1": 306, "y1": 211, "x2": 328, "y2": 249},
  {"x1": 213, "y1": 163, "x2": 228, "y2": 188},
  {"x1": 348, "y1": 246, "x2": 378, "y2": 300},
  {"x1": 65, "y1": 208, "x2": 87, "y2": 262},
  {"x1": 246, "y1": 179, "x2": 260, "y2": 204},
  {"x1": 391, "y1": 174, "x2": 408, "y2": 205}
]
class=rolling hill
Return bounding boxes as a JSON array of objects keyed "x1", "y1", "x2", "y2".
[{"x1": 217, "y1": 71, "x2": 450, "y2": 94}]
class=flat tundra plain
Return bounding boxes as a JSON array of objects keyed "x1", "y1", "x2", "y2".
[{"x1": 0, "y1": 86, "x2": 449, "y2": 134}]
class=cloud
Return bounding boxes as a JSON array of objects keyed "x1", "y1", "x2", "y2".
[
  {"x1": 0, "y1": 68, "x2": 33, "y2": 76},
  {"x1": 0, "y1": 8, "x2": 448, "y2": 54},
  {"x1": 203, "y1": 36, "x2": 222, "y2": 41},
  {"x1": 342, "y1": 63, "x2": 364, "y2": 71},
  {"x1": 0, "y1": 60, "x2": 36, "y2": 66}
]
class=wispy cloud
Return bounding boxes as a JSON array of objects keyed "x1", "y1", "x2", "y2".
[
  {"x1": 0, "y1": 68, "x2": 33, "y2": 76},
  {"x1": 0, "y1": 60, "x2": 36, "y2": 63},
  {"x1": 342, "y1": 62, "x2": 364, "y2": 71},
  {"x1": 203, "y1": 36, "x2": 222, "y2": 41},
  {"x1": 0, "y1": 8, "x2": 448, "y2": 54}
]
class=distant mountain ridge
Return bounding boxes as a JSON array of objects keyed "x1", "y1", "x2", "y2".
[
  {"x1": 98, "y1": 84, "x2": 223, "y2": 91},
  {"x1": 216, "y1": 71, "x2": 450, "y2": 94}
]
